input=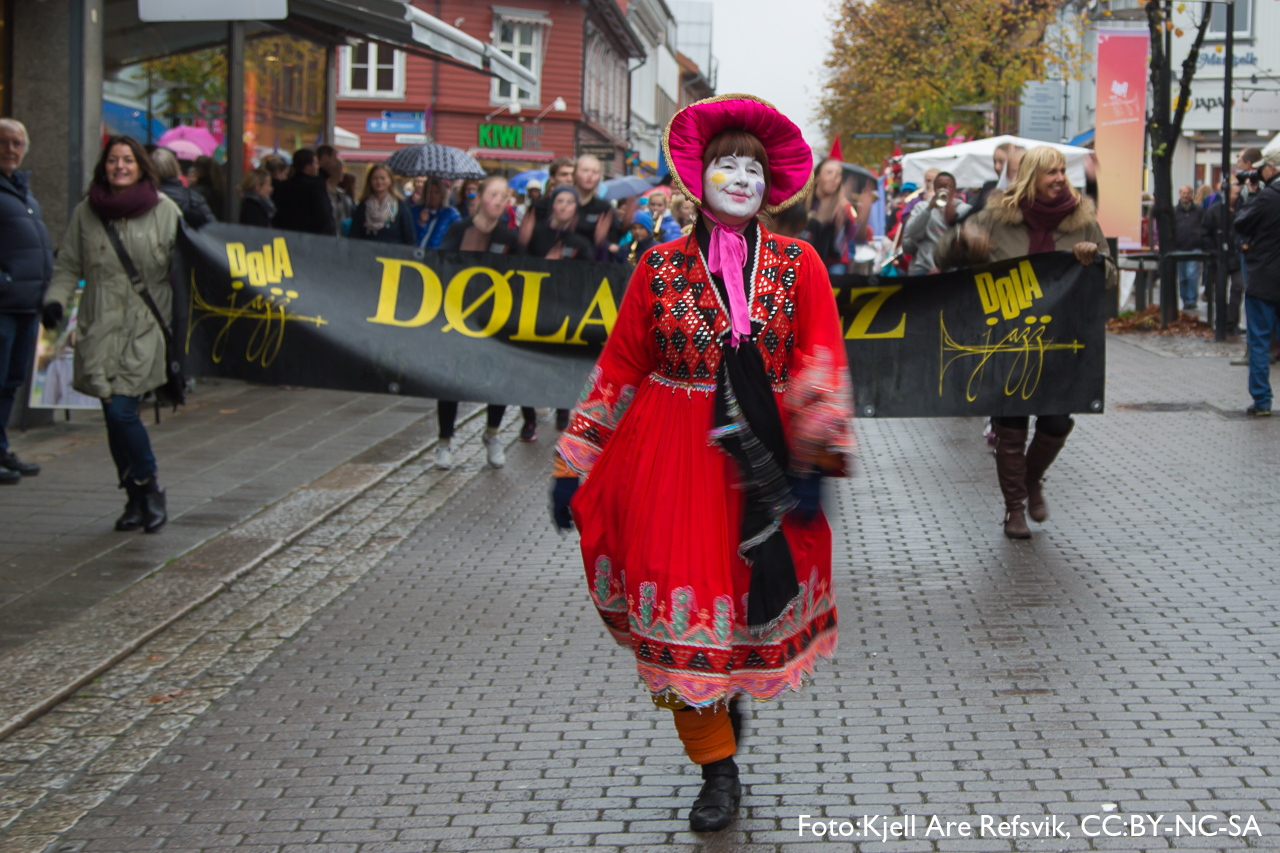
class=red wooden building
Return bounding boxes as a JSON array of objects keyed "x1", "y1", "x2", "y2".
[{"x1": 335, "y1": 0, "x2": 644, "y2": 177}]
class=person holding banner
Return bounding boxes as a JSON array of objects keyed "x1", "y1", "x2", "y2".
[
  {"x1": 937, "y1": 145, "x2": 1115, "y2": 539},
  {"x1": 44, "y1": 135, "x2": 183, "y2": 533},
  {"x1": 435, "y1": 175, "x2": 537, "y2": 463},
  {"x1": 550, "y1": 95, "x2": 855, "y2": 833}
]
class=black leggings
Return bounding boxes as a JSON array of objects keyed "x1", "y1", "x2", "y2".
[
  {"x1": 437, "y1": 402, "x2": 536, "y2": 439},
  {"x1": 992, "y1": 415, "x2": 1073, "y2": 437}
]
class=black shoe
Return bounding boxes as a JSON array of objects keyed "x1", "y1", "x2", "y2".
[
  {"x1": 689, "y1": 757, "x2": 741, "y2": 832},
  {"x1": 1247, "y1": 405, "x2": 1272, "y2": 417},
  {"x1": 0, "y1": 467, "x2": 19, "y2": 485},
  {"x1": 0, "y1": 451, "x2": 39, "y2": 476},
  {"x1": 519, "y1": 421, "x2": 538, "y2": 442},
  {"x1": 555, "y1": 409, "x2": 570, "y2": 431},
  {"x1": 115, "y1": 481, "x2": 146, "y2": 531},
  {"x1": 139, "y1": 478, "x2": 167, "y2": 533}
]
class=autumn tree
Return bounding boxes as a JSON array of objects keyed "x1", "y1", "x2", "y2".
[
  {"x1": 142, "y1": 49, "x2": 227, "y2": 125},
  {"x1": 821, "y1": 0, "x2": 1088, "y2": 165}
]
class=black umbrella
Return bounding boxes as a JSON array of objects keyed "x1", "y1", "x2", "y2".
[
  {"x1": 841, "y1": 162, "x2": 878, "y2": 194},
  {"x1": 385, "y1": 143, "x2": 486, "y2": 180}
]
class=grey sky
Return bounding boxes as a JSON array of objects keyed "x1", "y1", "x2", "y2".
[{"x1": 706, "y1": 0, "x2": 836, "y2": 149}]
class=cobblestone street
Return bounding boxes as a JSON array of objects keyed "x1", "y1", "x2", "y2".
[{"x1": 2, "y1": 335, "x2": 1279, "y2": 852}]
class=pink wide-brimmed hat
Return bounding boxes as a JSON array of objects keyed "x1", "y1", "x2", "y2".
[{"x1": 661, "y1": 94, "x2": 814, "y2": 214}]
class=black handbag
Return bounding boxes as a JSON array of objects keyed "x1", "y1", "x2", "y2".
[{"x1": 99, "y1": 216, "x2": 186, "y2": 408}]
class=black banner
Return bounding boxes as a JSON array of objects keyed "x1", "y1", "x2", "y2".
[{"x1": 176, "y1": 224, "x2": 1105, "y2": 418}]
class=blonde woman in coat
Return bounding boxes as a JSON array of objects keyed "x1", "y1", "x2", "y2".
[
  {"x1": 44, "y1": 135, "x2": 183, "y2": 533},
  {"x1": 936, "y1": 146, "x2": 1116, "y2": 539}
]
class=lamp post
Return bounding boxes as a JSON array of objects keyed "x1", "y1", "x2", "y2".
[{"x1": 1213, "y1": 0, "x2": 1233, "y2": 342}]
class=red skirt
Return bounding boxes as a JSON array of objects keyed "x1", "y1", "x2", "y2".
[{"x1": 571, "y1": 374, "x2": 838, "y2": 708}]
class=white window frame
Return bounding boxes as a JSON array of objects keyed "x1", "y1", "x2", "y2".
[
  {"x1": 490, "y1": 12, "x2": 544, "y2": 107},
  {"x1": 338, "y1": 42, "x2": 405, "y2": 99},
  {"x1": 1207, "y1": 0, "x2": 1253, "y2": 40}
]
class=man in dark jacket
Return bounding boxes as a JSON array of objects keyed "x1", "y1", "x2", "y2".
[
  {"x1": 1174, "y1": 184, "x2": 1205, "y2": 310},
  {"x1": 272, "y1": 148, "x2": 336, "y2": 235},
  {"x1": 1201, "y1": 180, "x2": 1244, "y2": 332},
  {"x1": 0, "y1": 119, "x2": 50, "y2": 482},
  {"x1": 1233, "y1": 150, "x2": 1280, "y2": 416}
]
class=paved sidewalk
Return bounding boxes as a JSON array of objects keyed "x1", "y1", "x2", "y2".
[
  {"x1": 2, "y1": 335, "x2": 1279, "y2": 852},
  {"x1": 1, "y1": 381, "x2": 436, "y2": 652}
]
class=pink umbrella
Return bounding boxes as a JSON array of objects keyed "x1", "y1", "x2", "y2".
[
  {"x1": 157, "y1": 126, "x2": 219, "y2": 157},
  {"x1": 161, "y1": 139, "x2": 204, "y2": 161}
]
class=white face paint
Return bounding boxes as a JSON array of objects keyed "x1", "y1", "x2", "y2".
[{"x1": 702, "y1": 154, "x2": 765, "y2": 223}]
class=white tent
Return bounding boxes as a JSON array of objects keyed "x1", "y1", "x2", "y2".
[{"x1": 901, "y1": 135, "x2": 1093, "y2": 189}]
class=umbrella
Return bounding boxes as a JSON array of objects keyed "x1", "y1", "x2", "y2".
[
  {"x1": 509, "y1": 169, "x2": 549, "y2": 192},
  {"x1": 598, "y1": 174, "x2": 658, "y2": 201},
  {"x1": 841, "y1": 162, "x2": 879, "y2": 195},
  {"x1": 161, "y1": 139, "x2": 204, "y2": 161},
  {"x1": 157, "y1": 126, "x2": 220, "y2": 157},
  {"x1": 385, "y1": 143, "x2": 485, "y2": 180}
]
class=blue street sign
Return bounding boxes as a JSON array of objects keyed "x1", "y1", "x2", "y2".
[
  {"x1": 382, "y1": 110, "x2": 425, "y2": 120},
  {"x1": 366, "y1": 118, "x2": 425, "y2": 134}
]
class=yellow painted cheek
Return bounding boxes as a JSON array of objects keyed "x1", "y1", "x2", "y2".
[{"x1": 710, "y1": 172, "x2": 727, "y2": 185}]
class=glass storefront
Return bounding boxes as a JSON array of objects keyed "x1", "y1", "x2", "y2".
[{"x1": 244, "y1": 34, "x2": 327, "y2": 163}]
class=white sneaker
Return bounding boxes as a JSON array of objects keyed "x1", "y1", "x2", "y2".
[
  {"x1": 434, "y1": 442, "x2": 453, "y2": 470},
  {"x1": 483, "y1": 435, "x2": 505, "y2": 468}
]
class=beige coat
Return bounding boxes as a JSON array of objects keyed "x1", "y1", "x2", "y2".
[
  {"x1": 46, "y1": 195, "x2": 183, "y2": 399},
  {"x1": 936, "y1": 194, "x2": 1118, "y2": 289}
]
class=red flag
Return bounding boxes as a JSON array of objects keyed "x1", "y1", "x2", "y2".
[{"x1": 829, "y1": 136, "x2": 843, "y2": 161}]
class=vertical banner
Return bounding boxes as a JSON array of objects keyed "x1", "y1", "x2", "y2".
[{"x1": 1094, "y1": 29, "x2": 1149, "y2": 248}]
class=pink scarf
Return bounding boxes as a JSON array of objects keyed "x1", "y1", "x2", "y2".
[{"x1": 701, "y1": 209, "x2": 752, "y2": 347}]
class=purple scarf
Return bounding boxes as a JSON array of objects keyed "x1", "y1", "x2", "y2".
[
  {"x1": 88, "y1": 180, "x2": 161, "y2": 221},
  {"x1": 1019, "y1": 188, "x2": 1078, "y2": 255}
]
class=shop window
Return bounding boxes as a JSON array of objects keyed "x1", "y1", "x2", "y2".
[
  {"x1": 340, "y1": 41, "x2": 404, "y2": 98},
  {"x1": 1208, "y1": 0, "x2": 1252, "y2": 40},
  {"x1": 491, "y1": 14, "x2": 543, "y2": 106}
]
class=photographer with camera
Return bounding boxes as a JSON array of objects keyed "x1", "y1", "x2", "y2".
[{"x1": 1232, "y1": 147, "x2": 1280, "y2": 416}]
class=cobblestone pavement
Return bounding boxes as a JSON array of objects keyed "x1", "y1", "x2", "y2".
[
  {"x1": 1, "y1": 380, "x2": 436, "y2": 652},
  {"x1": 2, "y1": 336, "x2": 1279, "y2": 852}
]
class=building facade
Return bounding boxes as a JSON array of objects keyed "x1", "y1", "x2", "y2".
[
  {"x1": 335, "y1": 0, "x2": 644, "y2": 176},
  {"x1": 626, "y1": 0, "x2": 680, "y2": 170}
]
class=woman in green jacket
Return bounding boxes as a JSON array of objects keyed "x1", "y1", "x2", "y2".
[{"x1": 44, "y1": 135, "x2": 183, "y2": 533}]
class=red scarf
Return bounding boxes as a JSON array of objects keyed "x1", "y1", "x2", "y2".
[
  {"x1": 88, "y1": 180, "x2": 160, "y2": 221},
  {"x1": 1019, "y1": 188, "x2": 1078, "y2": 254}
]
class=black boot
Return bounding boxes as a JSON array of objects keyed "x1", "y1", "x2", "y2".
[
  {"x1": 115, "y1": 481, "x2": 146, "y2": 531},
  {"x1": 688, "y1": 756, "x2": 741, "y2": 833},
  {"x1": 139, "y1": 478, "x2": 167, "y2": 534},
  {"x1": 727, "y1": 696, "x2": 743, "y2": 746}
]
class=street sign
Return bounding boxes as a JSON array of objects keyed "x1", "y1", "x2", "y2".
[
  {"x1": 138, "y1": 0, "x2": 286, "y2": 20},
  {"x1": 382, "y1": 111, "x2": 425, "y2": 121},
  {"x1": 395, "y1": 134, "x2": 428, "y2": 144},
  {"x1": 366, "y1": 117, "x2": 425, "y2": 134}
]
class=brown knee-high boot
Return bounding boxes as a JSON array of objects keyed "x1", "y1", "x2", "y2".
[
  {"x1": 1025, "y1": 423, "x2": 1072, "y2": 522},
  {"x1": 993, "y1": 425, "x2": 1031, "y2": 539}
]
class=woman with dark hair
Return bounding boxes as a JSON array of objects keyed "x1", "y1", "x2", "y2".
[
  {"x1": 42, "y1": 135, "x2": 183, "y2": 533},
  {"x1": 348, "y1": 164, "x2": 415, "y2": 244},
  {"x1": 937, "y1": 145, "x2": 1116, "y2": 538},
  {"x1": 550, "y1": 96, "x2": 855, "y2": 833},
  {"x1": 191, "y1": 155, "x2": 223, "y2": 220}
]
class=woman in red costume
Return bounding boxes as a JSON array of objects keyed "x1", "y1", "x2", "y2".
[{"x1": 551, "y1": 95, "x2": 855, "y2": 832}]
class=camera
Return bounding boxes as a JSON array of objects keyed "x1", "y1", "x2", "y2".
[{"x1": 1237, "y1": 169, "x2": 1261, "y2": 184}]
